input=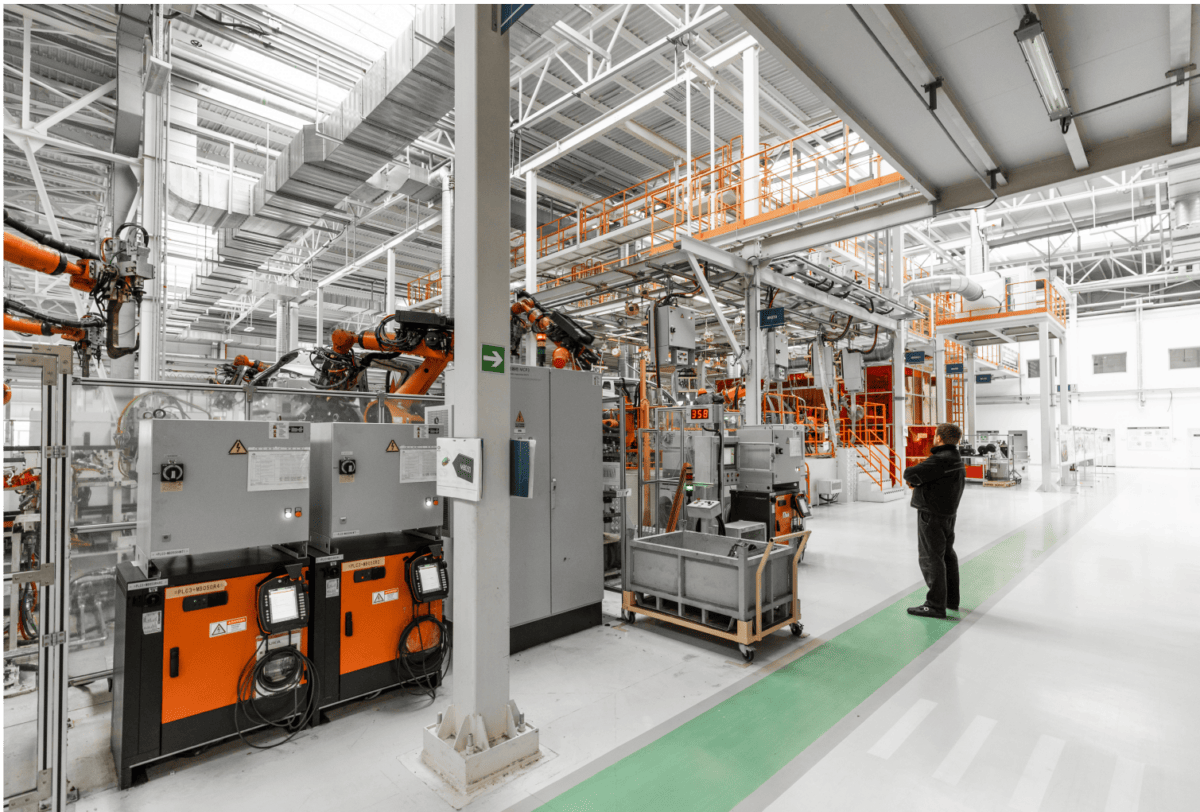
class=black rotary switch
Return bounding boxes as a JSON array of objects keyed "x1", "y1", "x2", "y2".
[
  {"x1": 338, "y1": 458, "x2": 357, "y2": 476},
  {"x1": 161, "y1": 462, "x2": 185, "y2": 483}
]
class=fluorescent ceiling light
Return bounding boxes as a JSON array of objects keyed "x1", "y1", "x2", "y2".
[{"x1": 1014, "y1": 12, "x2": 1071, "y2": 121}]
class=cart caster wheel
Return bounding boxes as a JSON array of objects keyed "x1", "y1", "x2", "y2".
[
  {"x1": 622, "y1": 609, "x2": 636, "y2": 624},
  {"x1": 790, "y1": 623, "x2": 803, "y2": 637},
  {"x1": 739, "y1": 645, "x2": 755, "y2": 663}
]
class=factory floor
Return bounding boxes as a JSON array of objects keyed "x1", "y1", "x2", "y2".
[{"x1": 48, "y1": 466, "x2": 1197, "y2": 812}]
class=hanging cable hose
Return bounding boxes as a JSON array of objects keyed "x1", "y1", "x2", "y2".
[
  {"x1": 4, "y1": 208, "x2": 101, "y2": 262},
  {"x1": 395, "y1": 609, "x2": 451, "y2": 702},
  {"x1": 828, "y1": 314, "x2": 854, "y2": 342},
  {"x1": 234, "y1": 641, "x2": 321, "y2": 750}
]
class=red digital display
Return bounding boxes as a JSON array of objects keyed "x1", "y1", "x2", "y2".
[{"x1": 690, "y1": 408, "x2": 710, "y2": 421}]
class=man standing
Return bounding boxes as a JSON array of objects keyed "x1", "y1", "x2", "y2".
[{"x1": 902, "y1": 423, "x2": 966, "y2": 619}]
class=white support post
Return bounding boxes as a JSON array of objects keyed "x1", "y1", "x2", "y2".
[
  {"x1": 890, "y1": 227, "x2": 906, "y2": 483},
  {"x1": 742, "y1": 46, "x2": 760, "y2": 219},
  {"x1": 1037, "y1": 321, "x2": 1057, "y2": 492},
  {"x1": 442, "y1": 169, "x2": 454, "y2": 318},
  {"x1": 316, "y1": 287, "x2": 324, "y2": 348},
  {"x1": 424, "y1": 5, "x2": 537, "y2": 791},
  {"x1": 1057, "y1": 333, "x2": 1070, "y2": 485},
  {"x1": 525, "y1": 169, "x2": 538, "y2": 365},
  {"x1": 934, "y1": 335, "x2": 947, "y2": 424},
  {"x1": 965, "y1": 349, "x2": 977, "y2": 438},
  {"x1": 386, "y1": 249, "x2": 397, "y2": 316},
  {"x1": 744, "y1": 270, "x2": 762, "y2": 424},
  {"x1": 685, "y1": 78, "x2": 692, "y2": 228}
]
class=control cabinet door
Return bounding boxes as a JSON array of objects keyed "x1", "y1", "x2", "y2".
[
  {"x1": 549, "y1": 370, "x2": 603, "y2": 614},
  {"x1": 510, "y1": 367, "x2": 552, "y2": 625},
  {"x1": 340, "y1": 553, "x2": 424, "y2": 675}
]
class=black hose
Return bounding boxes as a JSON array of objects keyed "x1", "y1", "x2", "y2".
[
  {"x1": 234, "y1": 642, "x2": 321, "y2": 750},
  {"x1": 250, "y1": 349, "x2": 300, "y2": 386},
  {"x1": 4, "y1": 208, "x2": 101, "y2": 262},
  {"x1": 396, "y1": 610, "x2": 451, "y2": 701}
]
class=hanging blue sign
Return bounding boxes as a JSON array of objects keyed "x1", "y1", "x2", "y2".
[
  {"x1": 905, "y1": 350, "x2": 925, "y2": 364},
  {"x1": 758, "y1": 307, "x2": 786, "y2": 328},
  {"x1": 976, "y1": 373, "x2": 993, "y2": 384},
  {"x1": 946, "y1": 363, "x2": 964, "y2": 375}
]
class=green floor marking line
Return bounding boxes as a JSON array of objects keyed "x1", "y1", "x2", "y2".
[{"x1": 536, "y1": 500, "x2": 1093, "y2": 812}]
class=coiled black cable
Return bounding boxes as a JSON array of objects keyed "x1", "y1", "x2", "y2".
[
  {"x1": 234, "y1": 639, "x2": 321, "y2": 750},
  {"x1": 395, "y1": 610, "x2": 451, "y2": 702}
]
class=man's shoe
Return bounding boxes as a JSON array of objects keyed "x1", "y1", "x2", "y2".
[
  {"x1": 907, "y1": 603, "x2": 947, "y2": 619},
  {"x1": 947, "y1": 605, "x2": 960, "y2": 612}
]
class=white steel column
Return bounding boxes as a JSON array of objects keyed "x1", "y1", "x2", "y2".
[
  {"x1": 890, "y1": 228, "x2": 906, "y2": 482},
  {"x1": 744, "y1": 270, "x2": 762, "y2": 424},
  {"x1": 385, "y1": 249, "x2": 397, "y2": 315},
  {"x1": 424, "y1": 4, "x2": 537, "y2": 790},
  {"x1": 742, "y1": 46, "x2": 760, "y2": 219},
  {"x1": 524, "y1": 170, "x2": 538, "y2": 364},
  {"x1": 442, "y1": 169, "x2": 454, "y2": 319},
  {"x1": 1057, "y1": 333, "x2": 1071, "y2": 484},
  {"x1": 1037, "y1": 321, "x2": 1057, "y2": 492},
  {"x1": 316, "y1": 288, "x2": 324, "y2": 347},
  {"x1": 934, "y1": 335, "x2": 947, "y2": 424},
  {"x1": 965, "y1": 348, "x2": 977, "y2": 437}
]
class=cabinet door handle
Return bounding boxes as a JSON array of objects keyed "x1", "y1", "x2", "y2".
[
  {"x1": 551, "y1": 477, "x2": 557, "y2": 509},
  {"x1": 345, "y1": 612, "x2": 353, "y2": 637},
  {"x1": 169, "y1": 647, "x2": 179, "y2": 678}
]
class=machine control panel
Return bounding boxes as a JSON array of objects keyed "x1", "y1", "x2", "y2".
[
  {"x1": 685, "y1": 499, "x2": 722, "y2": 520},
  {"x1": 258, "y1": 575, "x2": 309, "y2": 635},
  {"x1": 408, "y1": 555, "x2": 449, "y2": 603}
]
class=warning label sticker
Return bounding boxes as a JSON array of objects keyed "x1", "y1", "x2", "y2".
[
  {"x1": 166, "y1": 580, "x2": 227, "y2": 600},
  {"x1": 161, "y1": 481, "x2": 183, "y2": 492},
  {"x1": 343, "y1": 556, "x2": 385, "y2": 572},
  {"x1": 229, "y1": 439, "x2": 248, "y2": 455},
  {"x1": 372, "y1": 588, "x2": 400, "y2": 605},
  {"x1": 386, "y1": 439, "x2": 400, "y2": 452},
  {"x1": 209, "y1": 616, "x2": 247, "y2": 638},
  {"x1": 325, "y1": 579, "x2": 340, "y2": 599},
  {"x1": 400, "y1": 447, "x2": 437, "y2": 483}
]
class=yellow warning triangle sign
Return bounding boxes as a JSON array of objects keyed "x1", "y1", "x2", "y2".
[
  {"x1": 386, "y1": 439, "x2": 400, "y2": 452},
  {"x1": 229, "y1": 439, "x2": 247, "y2": 455}
]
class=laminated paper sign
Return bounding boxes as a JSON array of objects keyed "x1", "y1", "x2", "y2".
[{"x1": 247, "y1": 449, "x2": 310, "y2": 492}]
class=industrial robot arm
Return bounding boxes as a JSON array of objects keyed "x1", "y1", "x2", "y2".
[
  {"x1": 3, "y1": 300, "x2": 104, "y2": 372},
  {"x1": 314, "y1": 311, "x2": 454, "y2": 396},
  {"x1": 3, "y1": 210, "x2": 153, "y2": 362},
  {"x1": 510, "y1": 289, "x2": 600, "y2": 370}
]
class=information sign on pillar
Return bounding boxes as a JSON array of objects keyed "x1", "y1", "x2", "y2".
[
  {"x1": 946, "y1": 362, "x2": 964, "y2": 375},
  {"x1": 975, "y1": 373, "x2": 992, "y2": 384},
  {"x1": 904, "y1": 350, "x2": 926, "y2": 365}
]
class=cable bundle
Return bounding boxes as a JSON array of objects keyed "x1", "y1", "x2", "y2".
[{"x1": 234, "y1": 639, "x2": 321, "y2": 749}]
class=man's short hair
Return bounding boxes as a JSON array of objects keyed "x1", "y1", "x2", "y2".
[{"x1": 937, "y1": 423, "x2": 963, "y2": 446}]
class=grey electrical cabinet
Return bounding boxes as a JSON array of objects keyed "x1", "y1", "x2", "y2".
[
  {"x1": 510, "y1": 365, "x2": 603, "y2": 652},
  {"x1": 654, "y1": 305, "x2": 696, "y2": 367},
  {"x1": 136, "y1": 420, "x2": 311, "y2": 570},
  {"x1": 308, "y1": 422, "x2": 440, "y2": 544}
]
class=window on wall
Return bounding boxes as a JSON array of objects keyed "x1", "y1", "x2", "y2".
[
  {"x1": 1169, "y1": 347, "x2": 1200, "y2": 369},
  {"x1": 1092, "y1": 353, "x2": 1127, "y2": 374},
  {"x1": 1028, "y1": 359, "x2": 1039, "y2": 378}
]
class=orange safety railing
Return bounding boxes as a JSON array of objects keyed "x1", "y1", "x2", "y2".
[
  {"x1": 406, "y1": 268, "x2": 441, "y2": 303},
  {"x1": 934, "y1": 280, "x2": 1068, "y2": 328},
  {"x1": 946, "y1": 340, "x2": 965, "y2": 427}
]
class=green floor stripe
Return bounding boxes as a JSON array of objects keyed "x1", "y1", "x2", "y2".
[{"x1": 537, "y1": 501, "x2": 1089, "y2": 812}]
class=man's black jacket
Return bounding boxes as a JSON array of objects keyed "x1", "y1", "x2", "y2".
[{"x1": 903, "y1": 444, "x2": 965, "y2": 516}]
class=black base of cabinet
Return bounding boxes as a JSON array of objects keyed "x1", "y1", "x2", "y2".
[{"x1": 510, "y1": 602, "x2": 601, "y2": 654}]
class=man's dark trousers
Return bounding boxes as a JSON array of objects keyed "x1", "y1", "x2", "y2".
[{"x1": 917, "y1": 510, "x2": 959, "y2": 611}]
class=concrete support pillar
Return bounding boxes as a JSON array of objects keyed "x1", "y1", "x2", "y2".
[
  {"x1": 741, "y1": 47, "x2": 760, "y2": 219},
  {"x1": 890, "y1": 228, "x2": 906, "y2": 481},
  {"x1": 744, "y1": 271, "x2": 762, "y2": 424},
  {"x1": 1037, "y1": 321, "x2": 1057, "y2": 492},
  {"x1": 385, "y1": 249, "x2": 396, "y2": 316},
  {"x1": 424, "y1": 5, "x2": 536, "y2": 790},
  {"x1": 524, "y1": 170, "x2": 538, "y2": 365}
]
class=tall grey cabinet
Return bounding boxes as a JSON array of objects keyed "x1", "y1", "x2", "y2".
[{"x1": 509, "y1": 365, "x2": 602, "y2": 652}]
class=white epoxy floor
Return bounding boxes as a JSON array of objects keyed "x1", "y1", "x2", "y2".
[
  {"x1": 761, "y1": 468, "x2": 1200, "y2": 812},
  {"x1": 48, "y1": 467, "x2": 1195, "y2": 812}
]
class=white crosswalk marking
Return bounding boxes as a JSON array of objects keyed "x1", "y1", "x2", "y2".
[
  {"x1": 1103, "y1": 756, "x2": 1144, "y2": 812},
  {"x1": 1009, "y1": 734, "x2": 1065, "y2": 811},
  {"x1": 933, "y1": 715, "x2": 997, "y2": 785},
  {"x1": 866, "y1": 699, "x2": 937, "y2": 760}
]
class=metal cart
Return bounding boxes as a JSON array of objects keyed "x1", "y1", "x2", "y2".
[{"x1": 622, "y1": 528, "x2": 811, "y2": 662}]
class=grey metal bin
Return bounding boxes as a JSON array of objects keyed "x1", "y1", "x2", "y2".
[{"x1": 622, "y1": 528, "x2": 810, "y2": 662}]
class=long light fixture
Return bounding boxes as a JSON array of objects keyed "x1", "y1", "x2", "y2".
[{"x1": 1014, "y1": 10, "x2": 1071, "y2": 121}]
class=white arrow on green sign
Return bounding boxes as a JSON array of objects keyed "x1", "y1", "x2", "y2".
[{"x1": 481, "y1": 343, "x2": 506, "y2": 373}]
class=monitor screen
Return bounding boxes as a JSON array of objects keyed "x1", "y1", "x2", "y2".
[
  {"x1": 267, "y1": 586, "x2": 300, "y2": 622},
  {"x1": 417, "y1": 563, "x2": 442, "y2": 595},
  {"x1": 723, "y1": 445, "x2": 736, "y2": 466}
]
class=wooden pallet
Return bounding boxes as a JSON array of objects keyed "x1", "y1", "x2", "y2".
[{"x1": 982, "y1": 479, "x2": 1018, "y2": 488}]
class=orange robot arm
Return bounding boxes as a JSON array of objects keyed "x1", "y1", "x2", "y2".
[
  {"x1": 3, "y1": 231, "x2": 96, "y2": 292},
  {"x1": 4, "y1": 313, "x2": 87, "y2": 343}
]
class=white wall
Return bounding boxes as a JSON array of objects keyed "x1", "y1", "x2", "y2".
[{"x1": 976, "y1": 304, "x2": 1200, "y2": 469}]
